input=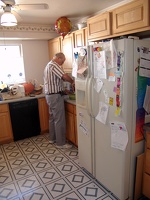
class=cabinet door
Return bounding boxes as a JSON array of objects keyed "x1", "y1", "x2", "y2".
[
  {"x1": 65, "y1": 111, "x2": 76, "y2": 144},
  {"x1": 73, "y1": 105, "x2": 78, "y2": 146},
  {"x1": 74, "y1": 29, "x2": 85, "y2": 47},
  {"x1": 38, "y1": 98, "x2": 49, "y2": 133},
  {"x1": 87, "y1": 12, "x2": 111, "y2": 40},
  {"x1": 145, "y1": 149, "x2": 150, "y2": 174},
  {"x1": 84, "y1": 27, "x2": 88, "y2": 46},
  {"x1": 48, "y1": 37, "x2": 61, "y2": 60},
  {"x1": 74, "y1": 28, "x2": 88, "y2": 47},
  {"x1": 0, "y1": 105, "x2": 13, "y2": 144},
  {"x1": 112, "y1": 0, "x2": 149, "y2": 34},
  {"x1": 61, "y1": 33, "x2": 74, "y2": 73},
  {"x1": 143, "y1": 173, "x2": 150, "y2": 198}
]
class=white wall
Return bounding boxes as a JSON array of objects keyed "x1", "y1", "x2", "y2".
[{"x1": 22, "y1": 40, "x2": 49, "y2": 84}]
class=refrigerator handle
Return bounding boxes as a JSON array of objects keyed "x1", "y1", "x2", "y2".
[
  {"x1": 85, "y1": 75, "x2": 91, "y2": 116},
  {"x1": 87, "y1": 76, "x2": 95, "y2": 118}
]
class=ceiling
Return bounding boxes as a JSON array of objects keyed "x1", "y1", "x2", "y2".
[{"x1": 0, "y1": 0, "x2": 133, "y2": 27}]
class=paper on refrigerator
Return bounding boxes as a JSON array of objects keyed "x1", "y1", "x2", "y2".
[
  {"x1": 143, "y1": 85, "x2": 150, "y2": 114},
  {"x1": 96, "y1": 101, "x2": 109, "y2": 124},
  {"x1": 110, "y1": 122, "x2": 128, "y2": 151},
  {"x1": 94, "y1": 78, "x2": 103, "y2": 93},
  {"x1": 139, "y1": 46, "x2": 150, "y2": 78},
  {"x1": 94, "y1": 50, "x2": 108, "y2": 79}
]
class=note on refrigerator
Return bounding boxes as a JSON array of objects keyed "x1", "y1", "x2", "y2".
[
  {"x1": 143, "y1": 85, "x2": 150, "y2": 114},
  {"x1": 110, "y1": 122, "x2": 128, "y2": 151},
  {"x1": 139, "y1": 46, "x2": 150, "y2": 78},
  {"x1": 94, "y1": 78, "x2": 103, "y2": 93},
  {"x1": 94, "y1": 50, "x2": 107, "y2": 79},
  {"x1": 96, "y1": 101, "x2": 109, "y2": 124}
]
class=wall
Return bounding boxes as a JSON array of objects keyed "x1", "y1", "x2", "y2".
[{"x1": 22, "y1": 40, "x2": 49, "y2": 84}]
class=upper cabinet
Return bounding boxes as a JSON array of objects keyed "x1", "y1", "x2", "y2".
[
  {"x1": 87, "y1": 12, "x2": 111, "y2": 41},
  {"x1": 112, "y1": 0, "x2": 149, "y2": 34},
  {"x1": 61, "y1": 33, "x2": 74, "y2": 73},
  {"x1": 74, "y1": 27, "x2": 87, "y2": 47},
  {"x1": 86, "y1": 0, "x2": 150, "y2": 41},
  {"x1": 48, "y1": 37, "x2": 61, "y2": 60}
]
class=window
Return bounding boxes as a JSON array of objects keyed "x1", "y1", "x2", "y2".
[{"x1": 0, "y1": 45, "x2": 25, "y2": 84}]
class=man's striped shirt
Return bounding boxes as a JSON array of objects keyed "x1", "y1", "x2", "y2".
[{"x1": 44, "y1": 60, "x2": 65, "y2": 94}]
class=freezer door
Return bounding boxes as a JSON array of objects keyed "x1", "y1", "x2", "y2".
[
  {"x1": 76, "y1": 75, "x2": 94, "y2": 174},
  {"x1": 76, "y1": 105, "x2": 94, "y2": 174}
]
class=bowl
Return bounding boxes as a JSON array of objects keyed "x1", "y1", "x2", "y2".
[{"x1": 69, "y1": 93, "x2": 76, "y2": 100}]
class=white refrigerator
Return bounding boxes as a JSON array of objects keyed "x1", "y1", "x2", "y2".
[{"x1": 75, "y1": 38, "x2": 150, "y2": 200}]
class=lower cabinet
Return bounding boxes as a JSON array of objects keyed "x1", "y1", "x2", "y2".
[
  {"x1": 0, "y1": 104, "x2": 13, "y2": 144},
  {"x1": 65, "y1": 102, "x2": 78, "y2": 146},
  {"x1": 38, "y1": 97, "x2": 49, "y2": 134},
  {"x1": 142, "y1": 124, "x2": 150, "y2": 198}
]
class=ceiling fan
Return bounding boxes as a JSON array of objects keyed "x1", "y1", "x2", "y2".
[{"x1": 0, "y1": 0, "x2": 49, "y2": 26}]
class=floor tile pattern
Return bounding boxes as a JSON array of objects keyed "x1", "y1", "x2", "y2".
[{"x1": 0, "y1": 134, "x2": 119, "y2": 200}]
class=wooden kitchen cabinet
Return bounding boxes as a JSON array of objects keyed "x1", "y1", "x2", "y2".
[
  {"x1": 73, "y1": 105, "x2": 78, "y2": 146},
  {"x1": 84, "y1": 27, "x2": 88, "y2": 46},
  {"x1": 65, "y1": 102, "x2": 77, "y2": 146},
  {"x1": 0, "y1": 104, "x2": 13, "y2": 144},
  {"x1": 48, "y1": 37, "x2": 61, "y2": 60},
  {"x1": 112, "y1": 0, "x2": 149, "y2": 35},
  {"x1": 61, "y1": 33, "x2": 74, "y2": 73},
  {"x1": 87, "y1": 12, "x2": 111, "y2": 41},
  {"x1": 74, "y1": 28, "x2": 87, "y2": 47},
  {"x1": 38, "y1": 97, "x2": 49, "y2": 134},
  {"x1": 142, "y1": 124, "x2": 150, "y2": 198}
]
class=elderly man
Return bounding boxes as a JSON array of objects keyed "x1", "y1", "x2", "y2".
[{"x1": 44, "y1": 52, "x2": 74, "y2": 149}]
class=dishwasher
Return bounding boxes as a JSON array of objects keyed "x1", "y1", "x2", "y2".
[{"x1": 9, "y1": 98, "x2": 41, "y2": 141}]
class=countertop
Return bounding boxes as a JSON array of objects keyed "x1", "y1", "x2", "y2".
[{"x1": 0, "y1": 93, "x2": 76, "y2": 105}]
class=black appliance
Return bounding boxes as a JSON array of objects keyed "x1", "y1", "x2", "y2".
[{"x1": 9, "y1": 99, "x2": 41, "y2": 141}]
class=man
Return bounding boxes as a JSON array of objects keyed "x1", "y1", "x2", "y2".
[{"x1": 44, "y1": 52, "x2": 74, "y2": 149}]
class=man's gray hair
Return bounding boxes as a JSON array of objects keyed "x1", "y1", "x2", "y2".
[{"x1": 54, "y1": 52, "x2": 65, "y2": 59}]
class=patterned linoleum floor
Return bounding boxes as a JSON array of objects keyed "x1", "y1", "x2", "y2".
[{"x1": 0, "y1": 134, "x2": 119, "y2": 200}]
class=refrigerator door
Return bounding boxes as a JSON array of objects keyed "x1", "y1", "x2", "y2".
[
  {"x1": 93, "y1": 38, "x2": 150, "y2": 200},
  {"x1": 75, "y1": 45, "x2": 100, "y2": 175},
  {"x1": 94, "y1": 39, "x2": 134, "y2": 200}
]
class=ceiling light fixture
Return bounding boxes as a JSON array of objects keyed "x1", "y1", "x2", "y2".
[{"x1": 1, "y1": 12, "x2": 17, "y2": 26}]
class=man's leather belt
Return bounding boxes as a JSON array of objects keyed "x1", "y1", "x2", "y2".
[{"x1": 48, "y1": 91, "x2": 64, "y2": 96}]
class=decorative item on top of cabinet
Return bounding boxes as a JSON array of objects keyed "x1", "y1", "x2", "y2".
[
  {"x1": 112, "y1": 0, "x2": 149, "y2": 35},
  {"x1": 142, "y1": 123, "x2": 150, "y2": 198},
  {"x1": 48, "y1": 37, "x2": 61, "y2": 60},
  {"x1": 87, "y1": 12, "x2": 111, "y2": 41},
  {"x1": 74, "y1": 27, "x2": 87, "y2": 47},
  {"x1": 38, "y1": 98, "x2": 49, "y2": 134},
  {"x1": 65, "y1": 102, "x2": 77, "y2": 146},
  {"x1": 0, "y1": 104, "x2": 13, "y2": 144},
  {"x1": 61, "y1": 33, "x2": 74, "y2": 73}
]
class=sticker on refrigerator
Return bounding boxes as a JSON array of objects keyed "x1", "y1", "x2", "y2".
[
  {"x1": 109, "y1": 97, "x2": 114, "y2": 106},
  {"x1": 79, "y1": 119, "x2": 89, "y2": 136},
  {"x1": 115, "y1": 52, "x2": 124, "y2": 116},
  {"x1": 108, "y1": 72, "x2": 115, "y2": 82}
]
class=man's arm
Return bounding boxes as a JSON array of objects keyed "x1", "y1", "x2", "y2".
[{"x1": 62, "y1": 73, "x2": 75, "y2": 92}]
